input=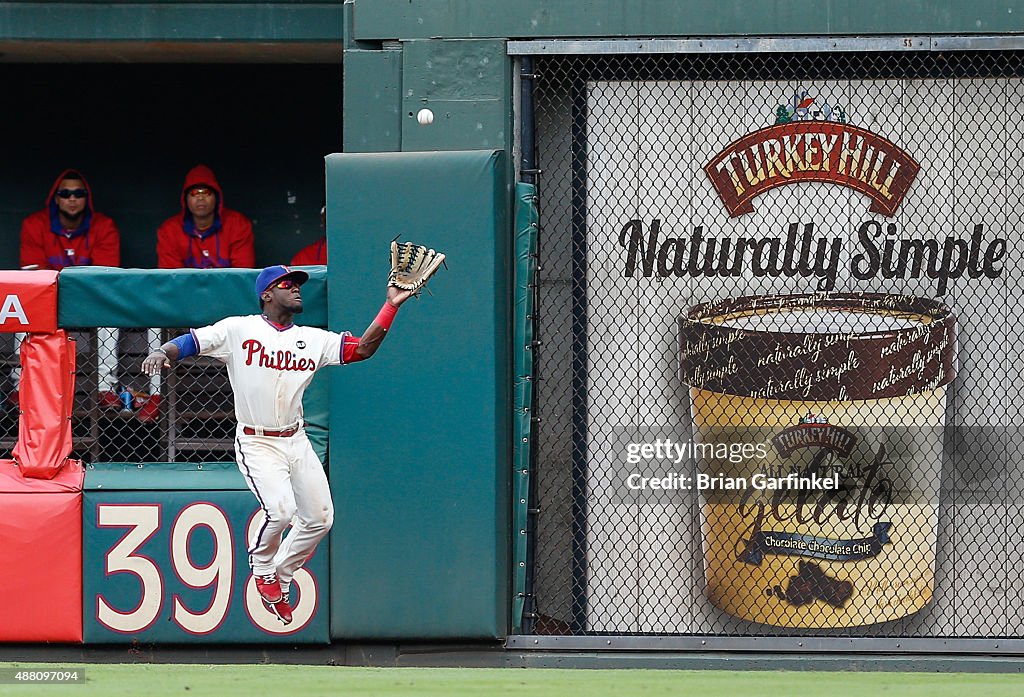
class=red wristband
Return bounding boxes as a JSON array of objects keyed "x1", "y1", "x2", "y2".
[{"x1": 375, "y1": 301, "x2": 398, "y2": 330}]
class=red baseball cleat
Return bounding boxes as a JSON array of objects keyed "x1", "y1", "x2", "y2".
[
  {"x1": 268, "y1": 593, "x2": 293, "y2": 625},
  {"x1": 254, "y1": 573, "x2": 283, "y2": 604}
]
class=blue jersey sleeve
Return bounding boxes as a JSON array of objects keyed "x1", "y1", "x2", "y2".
[{"x1": 170, "y1": 332, "x2": 198, "y2": 359}]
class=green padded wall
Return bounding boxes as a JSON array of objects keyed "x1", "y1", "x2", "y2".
[
  {"x1": 82, "y1": 463, "x2": 330, "y2": 644},
  {"x1": 58, "y1": 266, "x2": 328, "y2": 329},
  {"x1": 85, "y1": 462, "x2": 245, "y2": 491},
  {"x1": 326, "y1": 150, "x2": 510, "y2": 639},
  {"x1": 511, "y1": 182, "x2": 538, "y2": 633}
]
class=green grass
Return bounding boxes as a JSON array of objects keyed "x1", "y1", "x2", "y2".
[{"x1": 0, "y1": 664, "x2": 1022, "y2": 697}]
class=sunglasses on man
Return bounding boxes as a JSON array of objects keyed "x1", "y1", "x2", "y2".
[
  {"x1": 55, "y1": 188, "x2": 88, "y2": 199},
  {"x1": 274, "y1": 279, "x2": 300, "y2": 290},
  {"x1": 187, "y1": 187, "x2": 215, "y2": 198}
]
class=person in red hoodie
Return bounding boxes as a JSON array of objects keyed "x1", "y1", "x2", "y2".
[
  {"x1": 20, "y1": 169, "x2": 121, "y2": 270},
  {"x1": 290, "y1": 205, "x2": 327, "y2": 266},
  {"x1": 156, "y1": 164, "x2": 255, "y2": 269},
  {"x1": 17, "y1": 170, "x2": 121, "y2": 400}
]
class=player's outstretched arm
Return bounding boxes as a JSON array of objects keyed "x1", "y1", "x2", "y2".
[
  {"x1": 141, "y1": 332, "x2": 198, "y2": 376},
  {"x1": 353, "y1": 285, "x2": 415, "y2": 360},
  {"x1": 141, "y1": 343, "x2": 178, "y2": 376}
]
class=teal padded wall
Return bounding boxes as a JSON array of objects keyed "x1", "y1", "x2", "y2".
[
  {"x1": 511, "y1": 182, "x2": 538, "y2": 633},
  {"x1": 58, "y1": 267, "x2": 328, "y2": 329},
  {"x1": 85, "y1": 462, "x2": 246, "y2": 491},
  {"x1": 326, "y1": 150, "x2": 510, "y2": 639},
  {"x1": 82, "y1": 463, "x2": 329, "y2": 644}
]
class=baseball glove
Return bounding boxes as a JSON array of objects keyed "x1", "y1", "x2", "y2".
[{"x1": 388, "y1": 240, "x2": 446, "y2": 292}]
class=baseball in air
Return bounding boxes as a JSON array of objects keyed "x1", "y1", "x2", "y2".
[{"x1": 416, "y1": 108, "x2": 434, "y2": 125}]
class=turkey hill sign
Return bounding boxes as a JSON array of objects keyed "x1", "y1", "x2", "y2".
[
  {"x1": 619, "y1": 89, "x2": 1006, "y2": 295},
  {"x1": 704, "y1": 92, "x2": 920, "y2": 217}
]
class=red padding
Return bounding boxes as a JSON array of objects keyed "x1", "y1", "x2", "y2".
[
  {"x1": 13, "y1": 331, "x2": 76, "y2": 479},
  {"x1": 0, "y1": 460, "x2": 83, "y2": 643},
  {"x1": 0, "y1": 459, "x2": 84, "y2": 493},
  {"x1": 0, "y1": 270, "x2": 58, "y2": 333}
]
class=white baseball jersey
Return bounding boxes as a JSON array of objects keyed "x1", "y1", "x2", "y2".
[{"x1": 192, "y1": 315, "x2": 349, "y2": 429}]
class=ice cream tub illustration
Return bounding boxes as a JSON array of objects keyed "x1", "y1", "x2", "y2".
[{"x1": 679, "y1": 293, "x2": 956, "y2": 628}]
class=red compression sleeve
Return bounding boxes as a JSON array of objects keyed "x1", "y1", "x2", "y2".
[
  {"x1": 345, "y1": 303, "x2": 398, "y2": 363},
  {"x1": 375, "y1": 301, "x2": 398, "y2": 330},
  {"x1": 342, "y1": 335, "x2": 363, "y2": 363}
]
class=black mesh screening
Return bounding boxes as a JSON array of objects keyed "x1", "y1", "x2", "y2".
[{"x1": 529, "y1": 51, "x2": 1024, "y2": 638}]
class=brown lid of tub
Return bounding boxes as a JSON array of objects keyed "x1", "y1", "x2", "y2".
[{"x1": 678, "y1": 293, "x2": 956, "y2": 401}]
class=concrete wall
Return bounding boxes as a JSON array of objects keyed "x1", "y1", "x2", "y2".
[{"x1": 342, "y1": 1, "x2": 1024, "y2": 155}]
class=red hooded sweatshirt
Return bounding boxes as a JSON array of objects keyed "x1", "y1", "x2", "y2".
[
  {"x1": 20, "y1": 169, "x2": 121, "y2": 270},
  {"x1": 290, "y1": 237, "x2": 327, "y2": 266},
  {"x1": 156, "y1": 164, "x2": 255, "y2": 269}
]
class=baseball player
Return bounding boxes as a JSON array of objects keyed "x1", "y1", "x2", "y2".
[{"x1": 141, "y1": 264, "x2": 415, "y2": 624}]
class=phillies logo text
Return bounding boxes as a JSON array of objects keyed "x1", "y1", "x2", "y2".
[{"x1": 242, "y1": 339, "x2": 315, "y2": 372}]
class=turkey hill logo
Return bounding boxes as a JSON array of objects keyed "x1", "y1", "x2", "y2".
[
  {"x1": 704, "y1": 89, "x2": 920, "y2": 218},
  {"x1": 771, "y1": 412, "x2": 857, "y2": 459}
]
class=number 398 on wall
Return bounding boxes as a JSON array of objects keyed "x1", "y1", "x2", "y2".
[{"x1": 83, "y1": 492, "x2": 328, "y2": 644}]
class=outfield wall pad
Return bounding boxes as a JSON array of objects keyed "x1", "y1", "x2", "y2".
[
  {"x1": 82, "y1": 463, "x2": 329, "y2": 644},
  {"x1": 13, "y1": 331, "x2": 75, "y2": 478},
  {"x1": 57, "y1": 266, "x2": 329, "y2": 329},
  {"x1": 0, "y1": 459, "x2": 84, "y2": 643},
  {"x1": 0, "y1": 269, "x2": 58, "y2": 333},
  {"x1": 326, "y1": 150, "x2": 511, "y2": 639}
]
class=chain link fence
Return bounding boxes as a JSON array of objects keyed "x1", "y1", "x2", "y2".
[
  {"x1": 0, "y1": 328, "x2": 234, "y2": 464},
  {"x1": 528, "y1": 50, "x2": 1024, "y2": 639},
  {"x1": 0, "y1": 333, "x2": 19, "y2": 456}
]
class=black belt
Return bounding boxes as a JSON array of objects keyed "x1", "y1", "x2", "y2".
[{"x1": 242, "y1": 424, "x2": 301, "y2": 438}]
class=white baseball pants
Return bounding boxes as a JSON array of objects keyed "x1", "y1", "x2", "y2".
[{"x1": 234, "y1": 427, "x2": 334, "y2": 592}]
